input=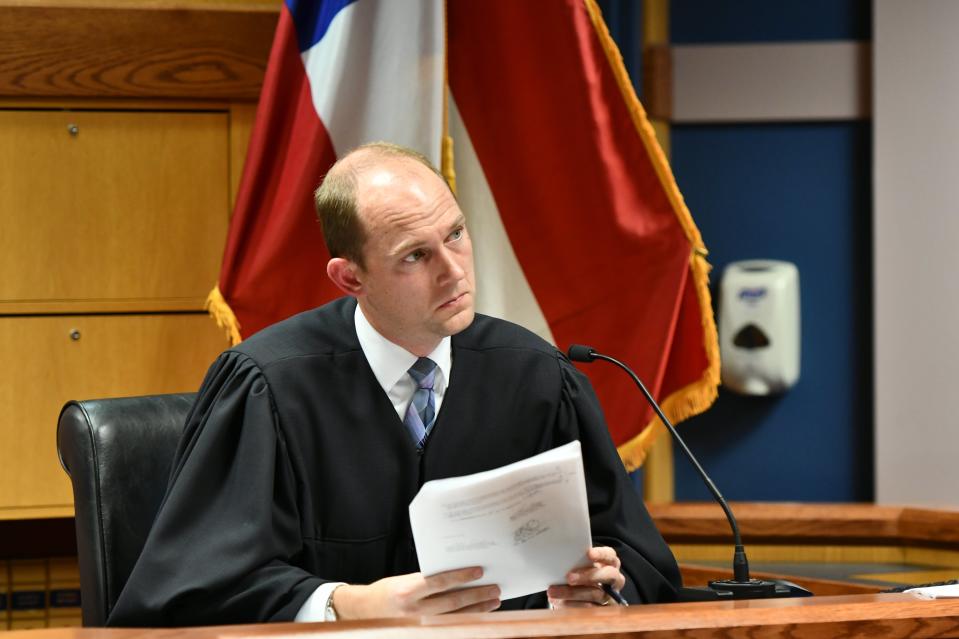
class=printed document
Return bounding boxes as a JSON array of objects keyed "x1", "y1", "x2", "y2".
[
  {"x1": 409, "y1": 440, "x2": 591, "y2": 600},
  {"x1": 906, "y1": 583, "x2": 959, "y2": 599}
]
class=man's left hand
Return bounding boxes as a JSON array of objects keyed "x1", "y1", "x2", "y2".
[{"x1": 546, "y1": 546, "x2": 626, "y2": 608}]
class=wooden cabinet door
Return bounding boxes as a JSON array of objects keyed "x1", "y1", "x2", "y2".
[
  {"x1": 0, "y1": 314, "x2": 230, "y2": 519},
  {"x1": 0, "y1": 109, "x2": 229, "y2": 313}
]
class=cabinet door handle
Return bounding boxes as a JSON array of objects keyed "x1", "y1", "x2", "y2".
[
  {"x1": 69, "y1": 329, "x2": 81, "y2": 341},
  {"x1": 67, "y1": 123, "x2": 79, "y2": 137}
]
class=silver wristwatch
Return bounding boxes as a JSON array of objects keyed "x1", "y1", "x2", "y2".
[{"x1": 324, "y1": 584, "x2": 344, "y2": 622}]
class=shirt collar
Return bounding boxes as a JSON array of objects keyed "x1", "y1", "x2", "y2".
[{"x1": 354, "y1": 303, "x2": 452, "y2": 394}]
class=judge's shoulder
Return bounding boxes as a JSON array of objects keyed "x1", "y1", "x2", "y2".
[
  {"x1": 224, "y1": 297, "x2": 568, "y2": 369},
  {"x1": 457, "y1": 311, "x2": 563, "y2": 362},
  {"x1": 226, "y1": 297, "x2": 358, "y2": 368}
]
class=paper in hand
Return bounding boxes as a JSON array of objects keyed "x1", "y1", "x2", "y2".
[{"x1": 409, "y1": 441, "x2": 592, "y2": 600}]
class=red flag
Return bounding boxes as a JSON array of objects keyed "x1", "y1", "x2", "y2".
[
  {"x1": 207, "y1": 1, "x2": 445, "y2": 341},
  {"x1": 446, "y1": 0, "x2": 718, "y2": 468}
]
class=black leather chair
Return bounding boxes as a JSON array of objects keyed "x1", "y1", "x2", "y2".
[{"x1": 56, "y1": 393, "x2": 195, "y2": 627}]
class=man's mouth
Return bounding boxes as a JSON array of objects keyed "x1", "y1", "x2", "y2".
[{"x1": 438, "y1": 292, "x2": 468, "y2": 310}]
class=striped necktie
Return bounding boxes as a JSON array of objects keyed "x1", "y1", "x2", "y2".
[{"x1": 404, "y1": 357, "x2": 437, "y2": 448}]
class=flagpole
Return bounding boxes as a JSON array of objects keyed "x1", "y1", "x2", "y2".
[{"x1": 637, "y1": 0, "x2": 675, "y2": 504}]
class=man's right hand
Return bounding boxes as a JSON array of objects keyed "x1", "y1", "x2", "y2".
[{"x1": 331, "y1": 567, "x2": 501, "y2": 619}]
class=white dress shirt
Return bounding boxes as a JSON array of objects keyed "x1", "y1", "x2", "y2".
[{"x1": 294, "y1": 303, "x2": 453, "y2": 622}]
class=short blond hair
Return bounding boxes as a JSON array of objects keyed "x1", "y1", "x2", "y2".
[{"x1": 314, "y1": 142, "x2": 446, "y2": 268}]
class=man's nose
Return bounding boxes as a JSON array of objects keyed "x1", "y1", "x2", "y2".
[{"x1": 435, "y1": 247, "x2": 465, "y2": 282}]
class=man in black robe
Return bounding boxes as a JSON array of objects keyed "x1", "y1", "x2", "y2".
[{"x1": 108, "y1": 143, "x2": 680, "y2": 626}]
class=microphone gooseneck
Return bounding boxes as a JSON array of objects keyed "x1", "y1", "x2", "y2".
[{"x1": 567, "y1": 345, "x2": 749, "y2": 583}]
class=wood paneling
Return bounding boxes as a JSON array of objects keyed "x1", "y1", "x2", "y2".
[
  {"x1": 649, "y1": 502, "x2": 959, "y2": 547},
  {"x1": 0, "y1": 299, "x2": 220, "y2": 315},
  {"x1": 641, "y1": 43, "x2": 671, "y2": 121},
  {"x1": 0, "y1": 314, "x2": 229, "y2": 519},
  {"x1": 0, "y1": 98, "x2": 230, "y2": 110},
  {"x1": 0, "y1": 109, "x2": 230, "y2": 311},
  {"x1": 0, "y1": 3, "x2": 261, "y2": 531},
  {"x1": 0, "y1": 3, "x2": 278, "y2": 99},
  {"x1": 901, "y1": 507, "x2": 959, "y2": 545},
  {"x1": 651, "y1": 502, "x2": 905, "y2": 543}
]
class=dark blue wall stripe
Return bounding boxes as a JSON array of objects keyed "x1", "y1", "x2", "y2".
[
  {"x1": 595, "y1": 0, "x2": 644, "y2": 97},
  {"x1": 285, "y1": 0, "x2": 358, "y2": 53},
  {"x1": 671, "y1": 0, "x2": 871, "y2": 44}
]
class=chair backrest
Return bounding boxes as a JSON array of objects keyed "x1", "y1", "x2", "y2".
[{"x1": 56, "y1": 393, "x2": 195, "y2": 627}]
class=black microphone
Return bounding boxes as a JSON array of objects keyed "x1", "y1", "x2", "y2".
[{"x1": 568, "y1": 344, "x2": 809, "y2": 599}]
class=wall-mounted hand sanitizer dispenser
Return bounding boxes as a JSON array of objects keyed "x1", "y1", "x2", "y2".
[{"x1": 719, "y1": 260, "x2": 800, "y2": 395}]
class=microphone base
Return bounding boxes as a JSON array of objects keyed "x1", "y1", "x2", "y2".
[{"x1": 708, "y1": 578, "x2": 813, "y2": 599}]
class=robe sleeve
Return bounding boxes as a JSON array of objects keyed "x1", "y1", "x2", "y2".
[
  {"x1": 554, "y1": 356, "x2": 682, "y2": 604},
  {"x1": 107, "y1": 352, "x2": 325, "y2": 627}
]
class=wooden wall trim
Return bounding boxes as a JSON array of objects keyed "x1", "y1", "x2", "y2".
[
  {"x1": 0, "y1": 3, "x2": 278, "y2": 99},
  {"x1": 641, "y1": 43, "x2": 671, "y2": 121},
  {"x1": 649, "y1": 502, "x2": 959, "y2": 546}
]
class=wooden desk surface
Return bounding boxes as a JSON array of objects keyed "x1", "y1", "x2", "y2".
[{"x1": 8, "y1": 594, "x2": 959, "y2": 639}]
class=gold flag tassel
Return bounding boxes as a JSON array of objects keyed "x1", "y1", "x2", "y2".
[
  {"x1": 205, "y1": 284, "x2": 243, "y2": 346},
  {"x1": 441, "y1": 0, "x2": 457, "y2": 194},
  {"x1": 584, "y1": 0, "x2": 721, "y2": 471}
]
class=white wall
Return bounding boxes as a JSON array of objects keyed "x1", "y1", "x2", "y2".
[{"x1": 874, "y1": 0, "x2": 959, "y2": 505}]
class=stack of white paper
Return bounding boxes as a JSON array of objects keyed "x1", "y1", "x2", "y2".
[
  {"x1": 905, "y1": 583, "x2": 959, "y2": 599},
  {"x1": 409, "y1": 441, "x2": 591, "y2": 600}
]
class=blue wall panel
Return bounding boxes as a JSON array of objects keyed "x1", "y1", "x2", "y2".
[
  {"x1": 670, "y1": 123, "x2": 872, "y2": 501},
  {"x1": 671, "y1": 0, "x2": 870, "y2": 44},
  {"x1": 595, "y1": 0, "x2": 644, "y2": 96},
  {"x1": 666, "y1": 0, "x2": 872, "y2": 501},
  {"x1": 597, "y1": 0, "x2": 873, "y2": 502}
]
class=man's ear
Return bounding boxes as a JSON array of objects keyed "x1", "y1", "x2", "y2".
[{"x1": 327, "y1": 257, "x2": 364, "y2": 296}]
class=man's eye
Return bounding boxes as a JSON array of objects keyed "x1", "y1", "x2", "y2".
[
  {"x1": 403, "y1": 250, "x2": 426, "y2": 263},
  {"x1": 448, "y1": 228, "x2": 463, "y2": 242}
]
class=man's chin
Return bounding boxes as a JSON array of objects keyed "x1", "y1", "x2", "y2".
[{"x1": 442, "y1": 306, "x2": 475, "y2": 336}]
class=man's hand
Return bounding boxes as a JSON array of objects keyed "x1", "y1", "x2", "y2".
[
  {"x1": 546, "y1": 546, "x2": 626, "y2": 608},
  {"x1": 332, "y1": 567, "x2": 501, "y2": 619}
]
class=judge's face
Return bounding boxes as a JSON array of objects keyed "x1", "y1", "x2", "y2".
[{"x1": 347, "y1": 157, "x2": 475, "y2": 356}]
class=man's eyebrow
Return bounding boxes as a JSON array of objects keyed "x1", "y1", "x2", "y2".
[
  {"x1": 391, "y1": 215, "x2": 468, "y2": 257},
  {"x1": 390, "y1": 239, "x2": 420, "y2": 257}
]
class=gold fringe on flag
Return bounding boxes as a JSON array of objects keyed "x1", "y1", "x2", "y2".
[
  {"x1": 583, "y1": 0, "x2": 721, "y2": 471},
  {"x1": 442, "y1": 134, "x2": 457, "y2": 195},
  {"x1": 205, "y1": 284, "x2": 243, "y2": 346},
  {"x1": 441, "y1": 1, "x2": 457, "y2": 195}
]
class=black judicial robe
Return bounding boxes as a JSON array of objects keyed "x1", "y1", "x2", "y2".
[{"x1": 108, "y1": 297, "x2": 680, "y2": 626}]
